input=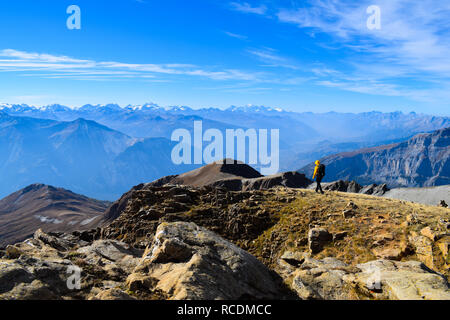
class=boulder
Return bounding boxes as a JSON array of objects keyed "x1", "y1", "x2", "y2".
[
  {"x1": 5, "y1": 245, "x2": 22, "y2": 259},
  {"x1": 308, "y1": 228, "x2": 332, "y2": 254},
  {"x1": 371, "y1": 247, "x2": 403, "y2": 261},
  {"x1": 291, "y1": 257, "x2": 359, "y2": 300},
  {"x1": 342, "y1": 209, "x2": 356, "y2": 218},
  {"x1": 348, "y1": 260, "x2": 450, "y2": 300},
  {"x1": 77, "y1": 240, "x2": 142, "y2": 273},
  {"x1": 0, "y1": 254, "x2": 77, "y2": 300},
  {"x1": 131, "y1": 222, "x2": 287, "y2": 300},
  {"x1": 34, "y1": 229, "x2": 73, "y2": 252}
]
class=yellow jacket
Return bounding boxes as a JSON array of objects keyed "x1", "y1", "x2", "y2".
[{"x1": 312, "y1": 160, "x2": 321, "y2": 180}]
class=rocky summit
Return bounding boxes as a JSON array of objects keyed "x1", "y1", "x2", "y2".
[{"x1": 0, "y1": 179, "x2": 448, "y2": 300}]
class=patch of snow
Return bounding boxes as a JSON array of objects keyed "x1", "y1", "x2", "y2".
[
  {"x1": 34, "y1": 215, "x2": 63, "y2": 224},
  {"x1": 80, "y1": 216, "x2": 98, "y2": 226}
]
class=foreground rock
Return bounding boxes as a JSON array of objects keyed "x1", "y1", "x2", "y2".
[
  {"x1": 0, "y1": 229, "x2": 145, "y2": 300},
  {"x1": 279, "y1": 252, "x2": 450, "y2": 300},
  {"x1": 349, "y1": 260, "x2": 450, "y2": 300},
  {"x1": 308, "y1": 228, "x2": 332, "y2": 254},
  {"x1": 0, "y1": 224, "x2": 291, "y2": 300},
  {"x1": 128, "y1": 222, "x2": 289, "y2": 300}
]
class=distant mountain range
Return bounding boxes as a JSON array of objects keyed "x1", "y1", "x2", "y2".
[
  {"x1": 300, "y1": 127, "x2": 450, "y2": 188},
  {"x1": 0, "y1": 111, "x2": 197, "y2": 200},
  {"x1": 3, "y1": 103, "x2": 450, "y2": 169},
  {"x1": 0, "y1": 184, "x2": 110, "y2": 247},
  {"x1": 0, "y1": 103, "x2": 449, "y2": 198}
]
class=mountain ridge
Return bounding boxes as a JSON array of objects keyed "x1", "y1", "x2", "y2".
[
  {"x1": 0, "y1": 183, "x2": 110, "y2": 247},
  {"x1": 300, "y1": 127, "x2": 450, "y2": 188}
]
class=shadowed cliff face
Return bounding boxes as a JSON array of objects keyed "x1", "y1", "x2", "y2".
[{"x1": 300, "y1": 127, "x2": 450, "y2": 188}]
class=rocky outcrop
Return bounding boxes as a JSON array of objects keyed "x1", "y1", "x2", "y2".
[
  {"x1": 102, "y1": 183, "x2": 146, "y2": 223},
  {"x1": 308, "y1": 228, "x2": 332, "y2": 254},
  {"x1": 279, "y1": 252, "x2": 450, "y2": 300},
  {"x1": 128, "y1": 222, "x2": 289, "y2": 300},
  {"x1": 360, "y1": 184, "x2": 389, "y2": 196},
  {"x1": 242, "y1": 171, "x2": 311, "y2": 191},
  {"x1": 348, "y1": 260, "x2": 450, "y2": 300},
  {"x1": 323, "y1": 180, "x2": 362, "y2": 193},
  {"x1": 319, "y1": 180, "x2": 390, "y2": 196}
]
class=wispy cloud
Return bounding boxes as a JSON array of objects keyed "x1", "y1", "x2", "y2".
[
  {"x1": 229, "y1": 2, "x2": 267, "y2": 15},
  {"x1": 230, "y1": 0, "x2": 450, "y2": 102},
  {"x1": 247, "y1": 48, "x2": 300, "y2": 70},
  {"x1": 224, "y1": 31, "x2": 248, "y2": 40},
  {"x1": 0, "y1": 49, "x2": 261, "y2": 82}
]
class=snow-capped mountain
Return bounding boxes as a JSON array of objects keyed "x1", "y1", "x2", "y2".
[{"x1": 1, "y1": 102, "x2": 450, "y2": 173}]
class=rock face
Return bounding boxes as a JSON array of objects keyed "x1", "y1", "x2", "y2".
[
  {"x1": 100, "y1": 184, "x2": 278, "y2": 250},
  {"x1": 318, "y1": 180, "x2": 390, "y2": 196},
  {"x1": 279, "y1": 252, "x2": 450, "y2": 300},
  {"x1": 128, "y1": 222, "x2": 288, "y2": 300},
  {"x1": 102, "y1": 183, "x2": 147, "y2": 223},
  {"x1": 360, "y1": 184, "x2": 390, "y2": 196},
  {"x1": 323, "y1": 180, "x2": 363, "y2": 193},
  {"x1": 300, "y1": 127, "x2": 450, "y2": 188},
  {"x1": 242, "y1": 171, "x2": 311, "y2": 191}
]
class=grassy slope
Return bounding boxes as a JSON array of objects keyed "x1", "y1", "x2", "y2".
[{"x1": 228, "y1": 189, "x2": 449, "y2": 279}]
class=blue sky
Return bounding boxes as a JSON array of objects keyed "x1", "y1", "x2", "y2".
[{"x1": 0, "y1": 0, "x2": 449, "y2": 114}]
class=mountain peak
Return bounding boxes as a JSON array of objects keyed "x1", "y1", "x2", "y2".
[
  {"x1": 226, "y1": 105, "x2": 284, "y2": 113},
  {"x1": 0, "y1": 184, "x2": 110, "y2": 247}
]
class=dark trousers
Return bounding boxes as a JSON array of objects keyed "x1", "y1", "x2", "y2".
[{"x1": 315, "y1": 176, "x2": 324, "y2": 193}]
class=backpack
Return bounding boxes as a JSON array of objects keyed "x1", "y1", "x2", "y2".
[{"x1": 318, "y1": 164, "x2": 326, "y2": 177}]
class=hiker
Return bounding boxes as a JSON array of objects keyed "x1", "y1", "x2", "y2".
[{"x1": 312, "y1": 160, "x2": 325, "y2": 194}]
